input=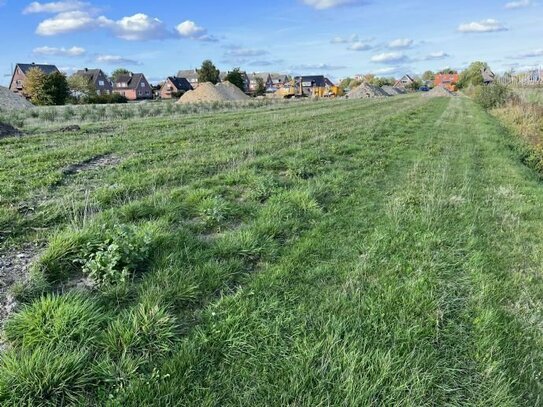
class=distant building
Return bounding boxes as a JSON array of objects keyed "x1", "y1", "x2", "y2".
[
  {"x1": 177, "y1": 69, "x2": 200, "y2": 89},
  {"x1": 113, "y1": 73, "x2": 152, "y2": 100},
  {"x1": 481, "y1": 67, "x2": 495, "y2": 85},
  {"x1": 9, "y1": 63, "x2": 59, "y2": 96},
  {"x1": 294, "y1": 75, "x2": 334, "y2": 96},
  {"x1": 394, "y1": 74, "x2": 415, "y2": 89},
  {"x1": 74, "y1": 68, "x2": 112, "y2": 95},
  {"x1": 248, "y1": 73, "x2": 290, "y2": 93},
  {"x1": 434, "y1": 73, "x2": 459, "y2": 91},
  {"x1": 160, "y1": 76, "x2": 193, "y2": 99}
]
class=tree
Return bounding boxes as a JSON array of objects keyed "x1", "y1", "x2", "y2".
[
  {"x1": 68, "y1": 74, "x2": 95, "y2": 101},
  {"x1": 457, "y1": 62, "x2": 489, "y2": 89},
  {"x1": 339, "y1": 77, "x2": 352, "y2": 90},
  {"x1": 24, "y1": 67, "x2": 48, "y2": 105},
  {"x1": 225, "y1": 68, "x2": 246, "y2": 92},
  {"x1": 407, "y1": 78, "x2": 423, "y2": 91},
  {"x1": 110, "y1": 68, "x2": 130, "y2": 82},
  {"x1": 44, "y1": 71, "x2": 70, "y2": 105},
  {"x1": 197, "y1": 60, "x2": 220, "y2": 84},
  {"x1": 422, "y1": 70, "x2": 435, "y2": 81},
  {"x1": 255, "y1": 77, "x2": 266, "y2": 96}
]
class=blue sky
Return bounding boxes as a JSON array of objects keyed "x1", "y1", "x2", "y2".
[{"x1": 0, "y1": 0, "x2": 541, "y2": 85}]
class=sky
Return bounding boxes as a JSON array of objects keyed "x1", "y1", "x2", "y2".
[{"x1": 0, "y1": 0, "x2": 542, "y2": 85}]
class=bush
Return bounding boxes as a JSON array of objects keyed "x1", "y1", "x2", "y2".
[
  {"x1": 85, "y1": 94, "x2": 128, "y2": 105},
  {"x1": 4, "y1": 292, "x2": 104, "y2": 350},
  {"x1": 472, "y1": 84, "x2": 511, "y2": 109}
]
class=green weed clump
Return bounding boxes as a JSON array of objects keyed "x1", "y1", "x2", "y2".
[
  {"x1": 4, "y1": 292, "x2": 104, "y2": 350},
  {"x1": 0, "y1": 346, "x2": 101, "y2": 406},
  {"x1": 79, "y1": 224, "x2": 153, "y2": 288}
]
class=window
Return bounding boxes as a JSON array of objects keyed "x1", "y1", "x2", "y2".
[
  {"x1": 98, "y1": 80, "x2": 104, "y2": 86},
  {"x1": 140, "y1": 82, "x2": 145, "y2": 88},
  {"x1": 16, "y1": 80, "x2": 23, "y2": 88}
]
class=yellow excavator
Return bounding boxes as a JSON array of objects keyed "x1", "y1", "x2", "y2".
[{"x1": 275, "y1": 79, "x2": 343, "y2": 99}]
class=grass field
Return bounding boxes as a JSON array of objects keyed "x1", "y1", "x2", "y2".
[{"x1": 1, "y1": 95, "x2": 542, "y2": 405}]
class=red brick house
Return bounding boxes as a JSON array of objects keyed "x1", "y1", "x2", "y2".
[
  {"x1": 434, "y1": 73, "x2": 459, "y2": 91},
  {"x1": 74, "y1": 68, "x2": 113, "y2": 95},
  {"x1": 9, "y1": 63, "x2": 59, "y2": 96},
  {"x1": 159, "y1": 76, "x2": 193, "y2": 99},
  {"x1": 112, "y1": 73, "x2": 152, "y2": 100}
]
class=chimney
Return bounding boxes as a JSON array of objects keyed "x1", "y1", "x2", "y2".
[{"x1": 85, "y1": 68, "x2": 88, "y2": 72}]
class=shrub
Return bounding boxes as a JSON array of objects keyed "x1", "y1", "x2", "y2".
[
  {"x1": 4, "y1": 292, "x2": 104, "y2": 350},
  {"x1": 473, "y1": 84, "x2": 511, "y2": 109},
  {"x1": 85, "y1": 94, "x2": 128, "y2": 105},
  {"x1": 79, "y1": 224, "x2": 153, "y2": 288}
]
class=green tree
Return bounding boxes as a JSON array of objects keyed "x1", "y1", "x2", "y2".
[
  {"x1": 407, "y1": 78, "x2": 423, "y2": 91},
  {"x1": 110, "y1": 68, "x2": 130, "y2": 82},
  {"x1": 68, "y1": 74, "x2": 95, "y2": 102},
  {"x1": 197, "y1": 60, "x2": 220, "y2": 84},
  {"x1": 339, "y1": 77, "x2": 352, "y2": 90},
  {"x1": 44, "y1": 72, "x2": 70, "y2": 105},
  {"x1": 225, "y1": 68, "x2": 246, "y2": 92},
  {"x1": 24, "y1": 67, "x2": 48, "y2": 105},
  {"x1": 457, "y1": 62, "x2": 488, "y2": 89},
  {"x1": 255, "y1": 77, "x2": 266, "y2": 96},
  {"x1": 422, "y1": 71, "x2": 435, "y2": 81}
]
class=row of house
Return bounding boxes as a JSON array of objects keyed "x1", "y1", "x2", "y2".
[{"x1": 9, "y1": 63, "x2": 153, "y2": 101}]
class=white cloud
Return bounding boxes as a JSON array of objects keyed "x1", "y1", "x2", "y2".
[
  {"x1": 371, "y1": 52, "x2": 408, "y2": 64},
  {"x1": 425, "y1": 51, "x2": 450, "y2": 60},
  {"x1": 33, "y1": 45, "x2": 85, "y2": 56},
  {"x1": 302, "y1": 0, "x2": 364, "y2": 9},
  {"x1": 331, "y1": 33, "x2": 359, "y2": 44},
  {"x1": 23, "y1": 0, "x2": 87, "y2": 14},
  {"x1": 458, "y1": 19, "x2": 508, "y2": 33},
  {"x1": 348, "y1": 41, "x2": 372, "y2": 51},
  {"x1": 291, "y1": 63, "x2": 346, "y2": 70},
  {"x1": 388, "y1": 38, "x2": 413, "y2": 49},
  {"x1": 36, "y1": 11, "x2": 174, "y2": 41},
  {"x1": 101, "y1": 13, "x2": 171, "y2": 41},
  {"x1": 95, "y1": 54, "x2": 141, "y2": 65},
  {"x1": 36, "y1": 10, "x2": 97, "y2": 35},
  {"x1": 176, "y1": 20, "x2": 217, "y2": 41},
  {"x1": 225, "y1": 48, "x2": 268, "y2": 57},
  {"x1": 371, "y1": 66, "x2": 402, "y2": 75},
  {"x1": 517, "y1": 49, "x2": 543, "y2": 58},
  {"x1": 505, "y1": 0, "x2": 533, "y2": 9}
]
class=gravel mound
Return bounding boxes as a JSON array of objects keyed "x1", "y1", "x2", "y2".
[
  {"x1": 0, "y1": 123, "x2": 22, "y2": 139},
  {"x1": 178, "y1": 81, "x2": 250, "y2": 104},
  {"x1": 347, "y1": 83, "x2": 389, "y2": 99},
  {"x1": 381, "y1": 86, "x2": 407, "y2": 96},
  {"x1": 423, "y1": 86, "x2": 457, "y2": 97},
  {"x1": 0, "y1": 86, "x2": 34, "y2": 111}
]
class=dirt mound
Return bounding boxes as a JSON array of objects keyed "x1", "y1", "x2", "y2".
[
  {"x1": 178, "y1": 81, "x2": 250, "y2": 104},
  {"x1": 0, "y1": 123, "x2": 22, "y2": 139},
  {"x1": 347, "y1": 83, "x2": 389, "y2": 99},
  {"x1": 0, "y1": 86, "x2": 34, "y2": 111},
  {"x1": 423, "y1": 86, "x2": 457, "y2": 97},
  {"x1": 381, "y1": 86, "x2": 407, "y2": 96},
  {"x1": 215, "y1": 81, "x2": 250, "y2": 101}
]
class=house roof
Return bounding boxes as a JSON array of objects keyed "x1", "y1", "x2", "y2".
[
  {"x1": 177, "y1": 69, "x2": 199, "y2": 80},
  {"x1": 295, "y1": 75, "x2": 330, "y2": 87},
  {"x1": 481, "y1": 68, "x2": 495, "y2": 82},
  {"x1": 16, "y1": 63, "x2": 59, "y2": 75},
  {"x1": 167, "y1": 76, "x2": 193, "y2": 91},
  {"x1": 75, "y1": 68, "x2": 106, "y2": 83},
  {"x1": 115, "y1": 73, "x2": 146, "y2": 89}
]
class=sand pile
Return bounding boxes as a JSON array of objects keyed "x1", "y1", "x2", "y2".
[
  {"x1": 423, "y1": 86, "x2": 457, "y2": 97},
  {"x1": 178, "y1": 81, "x2": 250, "y2": 104},
  {"x1": 0, "y1": 86, "x2": 34, "y2": 111},
  {"x1": 347, "y1": 83, "x2": 389, "y2": 99},
  {"x1": 381, "y1": 86, "x2": 407, "y2": 96}
]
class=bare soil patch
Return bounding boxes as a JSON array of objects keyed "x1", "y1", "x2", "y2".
[
  {"x1": 63, "y1": 153, "x2": 121, "y2": 176},
  {"x1": 0, "y1": 123, "x2": 22, "y2": 139}
]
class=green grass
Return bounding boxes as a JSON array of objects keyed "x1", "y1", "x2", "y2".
[{"x1": 1, "y1": 95, "x2": 542, "y2": 405}]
